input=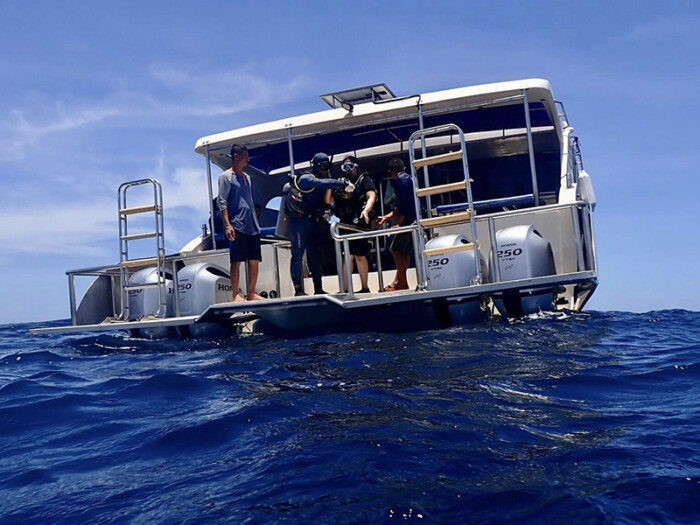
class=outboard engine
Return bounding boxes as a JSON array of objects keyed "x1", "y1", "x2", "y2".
[
  {"x1": 424, "y1": 234, "x2": 488, "y2": 325},
  {"x1": 127, "y1": 267, "x2": 174, "y2": 320},
  {"x1": 127, "y1": 267, "x2": 175, "y2": 338},
  {"x1": 425, "y1": 234, "x2": 486, "y2": 290},
  {"x1": 489, "y1": 225, "x2": 557, "y2": 317},
  {"x1": 177, "y1": 262, "x2": 232, "y2": 337},
  {"x1": 178, "y1": 262, "x2": 231, "y2": 316}
]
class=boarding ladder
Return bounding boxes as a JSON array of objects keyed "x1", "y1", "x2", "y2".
[
  {"x1": 117, "y1": 179, "x2": 166, "y2": 320},
  {"x1": 408, "y1": 124, "x2": 482, "y2": 290}
]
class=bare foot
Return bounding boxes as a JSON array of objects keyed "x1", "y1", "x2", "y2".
[
  {"x1": 233, "y1": 294, "x2": 247, "y2": 303},
  {"x1": 247, "y1": 293, "x2": 264, "y2": 301},
  {"x1": 382, "y1": 281, "x2": 400, "y2": 292}
]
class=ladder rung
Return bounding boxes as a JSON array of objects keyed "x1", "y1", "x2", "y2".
[
  {"x1": 121, "y1": 231, "x2": 158, "y2": 241},
  {"x1": 413, "y1": 150, "x2": 464, "y2": 170},
  {"x1": 424, "y1": 241, "x2": 479, "y2": 258},
  {"x1": 416, "y1": 180, "x2": 468, "y2": 197},
  {"x1": 121, "y1": 257, "x2": 161, "y2": 268},
  {"x1": 420, "y1": 210, "x2": 474, "y2": 228},
  {"x1": 120, "y1": 204, "x2": 159, "y2": 215},
  {"x1": 123, "y1": 283, "x2": 163, "y2": 291}
]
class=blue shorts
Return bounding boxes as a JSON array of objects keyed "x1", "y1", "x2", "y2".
[{"x1": 229, "y1": 232, "x2": 262, "y2": 263}]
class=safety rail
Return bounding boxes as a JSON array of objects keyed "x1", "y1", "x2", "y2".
[
  {"x1": 65, "y1": 237, "x2": 290, "y2": 326},
  {"x1": 327, "y1": 200, "x2": 596, "y2": 298},
  {"x1": 479, "y1": 201, "x2": 597, "y2": 280},
  {"x1": 329, "y1": 222, "x2": 423, "y2": 297}
]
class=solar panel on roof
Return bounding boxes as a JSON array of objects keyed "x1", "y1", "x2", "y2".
[{"x1": 320, "y1": 83, "x2": 395, "y2": 110}]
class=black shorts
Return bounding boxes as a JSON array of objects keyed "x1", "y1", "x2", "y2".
[
  {"x1": 229, "y1": 232, "x2": 262, "y2": 263},
  {"x1": 348, "y1": 238, "x2": 371, "y2": 257},
  {"x1": 390, "y1": 231, "x2": 413, "y2": 256}
]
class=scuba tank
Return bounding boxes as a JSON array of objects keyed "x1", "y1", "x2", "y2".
[{"x1": 284, "y1": 175, "x2": 315, "y2": 219}]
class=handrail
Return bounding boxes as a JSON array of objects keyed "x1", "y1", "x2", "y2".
[
  {"x1": 329, "y1": 222, "x2": 418, "y2": 242},
  {"x1": 329, "y1": 222, "x2": 421, "y2": 296}
]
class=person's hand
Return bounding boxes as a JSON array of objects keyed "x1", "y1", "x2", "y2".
[
  {"x1": 343, "y1": 180, "x2": 355, "y2": 194},
  {"x1": 225, "y1": 225, "x2": 236, "y2": 242},
  {"x1": 360, "y1": 209, "x2": 370, "y2": 224},
  {"x1": 375, "y1": 214, "x2": 388, "y2": 227}
]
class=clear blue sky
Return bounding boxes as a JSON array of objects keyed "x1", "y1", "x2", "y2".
[{"x1": 1, "y1": 1, "x2": 697, "y2": 323}]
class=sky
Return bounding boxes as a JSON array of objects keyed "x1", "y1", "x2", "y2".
[{"x1": 0, "y1": 0, "x2": 698, "y2": 323}]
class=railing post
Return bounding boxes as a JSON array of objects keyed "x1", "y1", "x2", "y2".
[
  {"x1": 571, "y1": 205, "x2": 585, "y2": 272},
  {"x1": 332, "y1": 224, "x2": 344, "y2": 292},
  {"x1": 417, "y1": 102, "x2": 432, "y2": 216},
  {"x1": 173, "y1": 260, "x2": 181, "y2": 317},
  {"x1": 206, "y1": 147, "x2": 216, "y2": 249},
  {"x1": 374, "y1": 237, "x2": 384, "y2": 292},
  {"x1": 286, "y1": 126, "x2": 295, "y2": 177},
  {"x1": 272, "y1": 245, "x2": 281, "y2": 298},
  {"x1": 523, "y1": 89, "x2": 540, "y2": 206},
  {"x1": 488, "y1": 217, "x2": 501, "y2": 283},
  {"x1": 581, "y1": 204, "x2": 596, "y2": 272},
  {"x1": 411, "y1": 226, "x2": 425, "y2": 289},
  {"x1": 68, "y1": 274, "x2": 77, "y2": 325},
  {"x1": 561, "y1": 127, "x2": 574, "y2": 189},
  {"x1": 343, "y1": 239, "x2": 353, "y2": 295}
]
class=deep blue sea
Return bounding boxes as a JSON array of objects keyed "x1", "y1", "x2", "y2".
[{"x1": 2, "y1": 310, "x2": 700, "y2": 524}]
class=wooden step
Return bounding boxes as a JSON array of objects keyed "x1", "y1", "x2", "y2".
[
  {"x1": 120, "y1": 204, "x2": 159, "y2": 216},
  {"x1": 121, "y1": 257, "x2": 161, "y2": 268},
  {"x1": 424, "y1": 241, "x2": 480, "y2": 258},
  {"x1": 123, "y1": 282, "x2": 163, "y2": 291},
  {"x1": 420, "y1": 210, "x2": 474, "y2": 228},
  {"x1": 416, "y1": 180, "x2": 468, "y2": 197},
  {"x1": 412, "y1": 150, "x2": 463, "y2": 169},
  {"x1": 121, "y1": 231, "x2": 158, "y2": 241}
]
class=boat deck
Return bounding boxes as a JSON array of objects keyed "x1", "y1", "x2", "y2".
[{"x1": 31, "y1": 270, "x2": 596, "y2": 336}]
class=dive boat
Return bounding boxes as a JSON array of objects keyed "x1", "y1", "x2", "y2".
[{"x1": 32, "y1": 78, "x2": 598, "y2": 338}]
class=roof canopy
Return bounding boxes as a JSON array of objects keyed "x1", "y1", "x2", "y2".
[{"x1": 195, "y1": 79, "x2": 559, "y2": 172}]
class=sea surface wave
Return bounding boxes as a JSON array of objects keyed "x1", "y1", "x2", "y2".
[{"x1": 1, "y1": 310, "x2": 699, "y2": 523}]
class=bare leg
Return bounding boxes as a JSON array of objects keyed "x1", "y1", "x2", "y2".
[
  {"x1": 246, "y1": 259, "x2": 263, "y2": 300},
  {"x1": 230, "y1": 261, "x2": 246, "y2": 302},
  {"x1": 355, "y1": 255, "x2": 369, "y2": 290},
  {"x1": 392, "y1": 250, "x2": 411, "y2": 290}
]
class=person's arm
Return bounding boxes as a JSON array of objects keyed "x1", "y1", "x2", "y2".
[
  {"x1": 324, "y1": 188, "x2": 334, "y2": 206},
  {"x1": 375, "y1": 208, "x2": 396, "y2": 227},
  {"x1": 297, "y1": 173, "x2": 346, "y2": 191},
  {"x1": 222, "y1": 209, "x2": 235, "y2": 241},
  {"x1": 217, "y1": 173, "x2": 235, "y2": 241},
  {"x1": 360, "y1": 190, "x2": 377, "y2": 225}
]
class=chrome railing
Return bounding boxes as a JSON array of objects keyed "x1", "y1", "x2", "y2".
[
  {"x1": 327, "y1": 201, "x2": 597, "y2": 295},
  {"x1": 329, "y1": 222, "x2": 422, "y2": 297}
]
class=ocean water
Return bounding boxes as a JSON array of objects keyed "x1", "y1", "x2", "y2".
[{"x1": 1, "y1": 310, "x2": 699, "y2": 524}]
